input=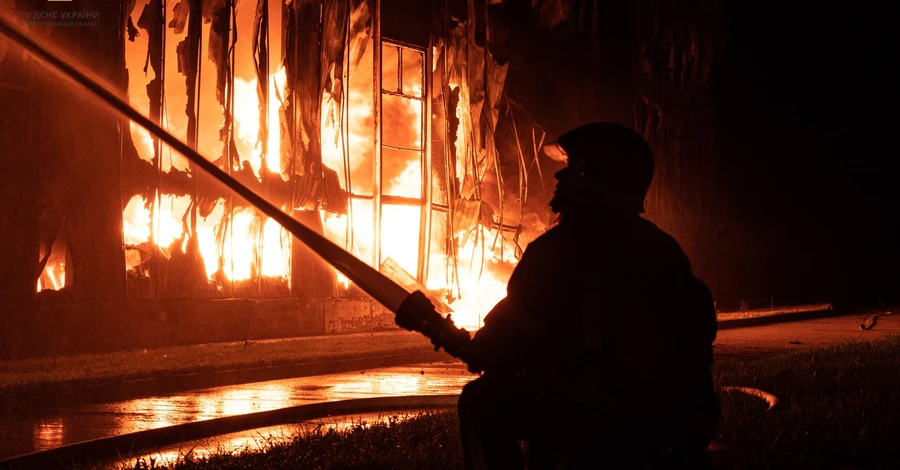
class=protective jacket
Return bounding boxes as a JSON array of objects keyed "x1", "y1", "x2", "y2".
[{"x1": 472, "y1": 209, "x2": 719, "y2": 444}]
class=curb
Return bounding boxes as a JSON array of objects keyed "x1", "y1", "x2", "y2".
[
  {"x1": 717, "y1": 304, "x2": 837, "y2": 330},
  {"x1": 0, "y1": 395, "x2": 461, "y2": 470}
]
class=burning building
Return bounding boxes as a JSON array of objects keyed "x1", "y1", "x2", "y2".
[
  {"x1": 2, "y1": 0, "x2": 762, "y2": 359},
  {"x1": 1, "y1": 0, "x2": 568, "y2": 358},
  {"x1": 114, "y1": 0, "x2": 524, "y2": 330}
]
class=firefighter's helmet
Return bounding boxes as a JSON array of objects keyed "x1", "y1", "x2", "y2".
[{"x1": 544, "y1": 122, "x2": 655, "y2": 214}]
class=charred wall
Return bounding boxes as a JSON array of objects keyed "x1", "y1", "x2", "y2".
[
  {"x1": 0, "y1": 30, "x2": 39, "y2": 360},
  {"x1": 1, "y1": 0, "x2": 127, "y2": 358}
]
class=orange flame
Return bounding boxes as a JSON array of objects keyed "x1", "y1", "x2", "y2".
[
  {"x1": 317, "y1": 44, "x2": 517, "y2": 330},
  {"x1": 116, "y1": 3, "x2": 517, "y2": 329}
]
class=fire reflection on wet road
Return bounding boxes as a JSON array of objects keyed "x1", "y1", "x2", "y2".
[{"x1": 0, "y1": 362, "x2": 471, "y2": 461}]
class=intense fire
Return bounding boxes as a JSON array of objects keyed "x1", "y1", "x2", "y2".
[
  {"x1": 119, "y1": 1, "x2": 294, "y2": 286},
  {"x1": 40, "y1": 1, "x2": 520, "y2": 330}
]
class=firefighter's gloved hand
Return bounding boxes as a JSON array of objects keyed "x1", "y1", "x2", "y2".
[
  {"x1": 465, "y1": 352, "x2": 485, "y2": 375},
  {"x1": 396, "y1": 291, "x2": 480, "y2": 371},
  {"x1": 395, "y1": 290, "x2": 434, "y2": 332}
]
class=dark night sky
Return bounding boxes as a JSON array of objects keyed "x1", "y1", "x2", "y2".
[{"x1": 716, "y1": 1, "x2": 898, "y2": 304}]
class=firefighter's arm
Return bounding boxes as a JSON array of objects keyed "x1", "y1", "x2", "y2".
[
  {"x1": 469, "y1": 298, "x2": 531, "y2": 373},
  {"x1": 469, "y1": 235, "x2": 568, "y2": 374}
]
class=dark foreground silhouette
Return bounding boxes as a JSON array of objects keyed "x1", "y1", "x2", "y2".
[{"x1": 456, "y1": 123, "x2": 720, "y2": 469}]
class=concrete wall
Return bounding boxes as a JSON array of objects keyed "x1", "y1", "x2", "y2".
[
  {"x1": 19, "y1": 295, "x2": 394, "y2": 358},
  {"x1": 316, "y1": 298, "x2": 396, "y2": 334}
]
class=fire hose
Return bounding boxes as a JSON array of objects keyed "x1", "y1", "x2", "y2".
[{"x1": 0, "y1": 14, "x2": 474, "y2": 365}]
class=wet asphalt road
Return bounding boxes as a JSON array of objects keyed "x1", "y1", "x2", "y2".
[{"x1": 0, "y1": 362, "x2": 473, "y2": 461}]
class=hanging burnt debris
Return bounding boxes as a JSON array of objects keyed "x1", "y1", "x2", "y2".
[{"x1": 110, "y1": 0, "x2": 537, "y2": 334}]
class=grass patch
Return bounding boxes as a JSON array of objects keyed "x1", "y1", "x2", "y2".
[
  {"x1": 124, "y1": 412, "x2": 462, "y2": 470},
  {"x1": 713, "y1": 336, "x2": 900, "y2": 469},
  {"x1": 0, "y1": 332, "x2": 432, "y2": 392},
  {"x1": 116, "y1": 335, "x2": 900, "y2": 470}
]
